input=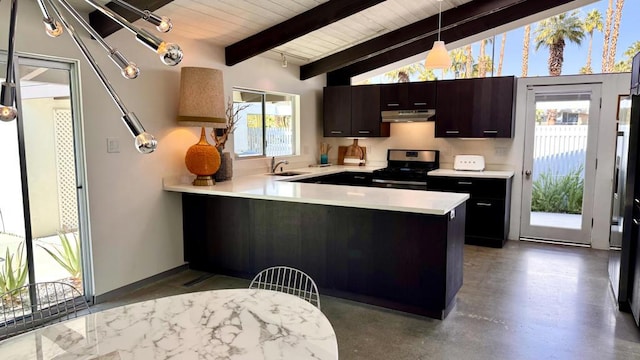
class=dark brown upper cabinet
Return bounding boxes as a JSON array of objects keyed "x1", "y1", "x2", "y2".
[
  {"x1": 380, "y1": 81, "x2": 436, "y2": 110},
  {"x1": 323, "y1": 86, "x2": 351, "y2": 137},
  {"x1": 435, "y1": 76, "x2": 515, "y2": 138},
  {"x1": 323, "y1": 85, "x2": 389, "y2": 137},
  {"x1": 434, "y1": 78, "x2": 474, "y2": 137}
]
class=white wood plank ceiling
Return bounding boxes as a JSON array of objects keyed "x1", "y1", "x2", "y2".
[{"x1": 152, "y1": 0, "x2": 472, "y2": 65}]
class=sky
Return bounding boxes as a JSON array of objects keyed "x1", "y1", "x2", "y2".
[
  {"x1": 368, "y1": 0, "x2": 639, "y2": 82},
  {"x1": 503, "y1": 0, "x2": 639, "y2": 77}
]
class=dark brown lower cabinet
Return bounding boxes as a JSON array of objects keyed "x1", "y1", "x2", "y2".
[
  {"x1": 182, "y1": 193, "x2": 466, "y2": 320},
  {"x1": 428, "y1": 176, "x2": 512, "y2": 248}
]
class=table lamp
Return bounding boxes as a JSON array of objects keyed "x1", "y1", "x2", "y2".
[{"x1": 177, "y1": 67, "x2": 226, "y2": 186}]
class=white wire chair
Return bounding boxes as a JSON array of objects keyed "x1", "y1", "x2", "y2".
[
  {"x1": 249, "y1": 266, "x2": 321, "y2": 309},
  {"x1": 0, "y1": 281, "x2": 90, "y2": 340}
]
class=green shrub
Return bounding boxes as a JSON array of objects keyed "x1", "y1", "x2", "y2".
[
  {"x1": 38, "y1": 231, "x2": 82, "y2": 281},
  {"x1": 0, "y1": 242, "x2": 28, "y2": 294},
  {"x1": 531, "y1": 165, "x2": 584, "y2": 214}
]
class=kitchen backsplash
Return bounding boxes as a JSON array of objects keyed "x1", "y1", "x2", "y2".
[{"x1": 323, "y1": 122, "x2": 516, "y2": 170}]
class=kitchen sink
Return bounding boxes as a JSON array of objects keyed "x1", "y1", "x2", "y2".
[{"x1": 268, "y1": 171, "x2": 309, "y2": 177}]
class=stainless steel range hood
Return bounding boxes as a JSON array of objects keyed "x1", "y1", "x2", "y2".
[{"x1": 381, "y1": 109, "x2": 435, "y2": 122}]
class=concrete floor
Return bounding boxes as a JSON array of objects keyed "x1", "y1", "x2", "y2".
[{"x1": 94, "y1": 241, "x2": 640, "y2": 360}]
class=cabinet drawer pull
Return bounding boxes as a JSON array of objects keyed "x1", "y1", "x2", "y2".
[
  {"x1": 413, "y1": 102, "x2": 427, "y2": 106},
  {"x1": 387, "y1": 103, "x2": 400, "y2": 107},
  {"x1": 634, "y1": 219, "x2": 640, "y2": 226},
  {"x1": 635, "y1": 198, "x2": 640, "y2": 205},
  {"x1": 446, "y1": 130, "x2": 460, "y2": 134},
  {"x1": 483, "y1": 130, "x2": 498, "y2": 134},
  {"x1": 358, "y1": 130, "x2": 371, "y2": 134},
  {"x1": 353, "y1": 176, "x2": 366, "y2": 180},
  {"x1": 458, "y1": 181, "x2": 473, "y2": 185},
  {"x1": 477, "y1": 202, "x2": 493, "y2": 207},
  {"x1": 330, "y1": 131, "x2": 343, "y2": 134}
]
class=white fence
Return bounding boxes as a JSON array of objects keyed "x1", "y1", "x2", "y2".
[
  {"x1": 533, "y1": 125, "x2": 588, "y2": 181},
  {"x1": 244, "y1": 128, "x2": 293, "y2": 157}
]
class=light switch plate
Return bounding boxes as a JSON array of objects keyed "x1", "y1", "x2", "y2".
[{"x1": 107, "y1": 137, "x2": 120, "y2": 153}]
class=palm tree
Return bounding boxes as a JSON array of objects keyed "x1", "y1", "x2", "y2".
[
  {"x1": 478, "y1": 39, "x2": 488, "y2": 77},
  {"x1": 582, "y1": 9, "x2": 603, "y2": 74},
  {"x1": 497, "y1": 33, "x2": 507, "y2": 76},
  {"x1": 613, "y1": 60, "x2": 632, "y2": 72},
  {"x1": 534, "y1": 12, "x2": 585, "y2": 76},
  {"x1": 415, "y1": 63, "x2": 437, "y2": 81},
  {"x1": 465, "y1": 44, "x2": 473, "y2": 78},
  {"x1": 602, "y1": 0, "x2": 614, "y2": 72},
  {"x1": 448, "y1": 48, "x2": 468, "y2": 79},
  {"x1": 384, "y1": 64, "x2": 420, "y2": 83},
  {"x1": 607, "y1": 0, "x2": 626, "y2": 72},
  {"x1": 522, "y1": 25, "x2": 531, "y2": 77},
  {"x1": 473, "y1": 57, "x2": 494, "y2": 77},
  {"x1": 624, "y1": 41, "x2": 640, "y2": 61},
  {"x1": 613, "y1": 41, "x2": 640, "y2": 72}
]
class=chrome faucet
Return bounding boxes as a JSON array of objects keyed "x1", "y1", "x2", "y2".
[{"x1": 270, "y1": 157, "x2": 289, "y2": 173}]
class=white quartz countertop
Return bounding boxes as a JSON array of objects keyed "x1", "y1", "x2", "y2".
[
  {"x1": 164, "y1": 165, "x2": 469, "y2": 216},
  {"x1": 428, "y1": 169, "x2": 515, "y2": 179},
  {"x1": 0, "y1": 289, "x2": 338, "y2": 360}
]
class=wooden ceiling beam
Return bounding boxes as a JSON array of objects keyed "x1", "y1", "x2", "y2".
[
  {"x1": 89, "y1": 0, "x2": 175, "y2": 38},
  {"x1": 301, "y1": 0, "x2": 523, "y2": 80},
  {"x1": 305, "y1": 0, "x2": 573, "y2": 81},
  {"x1": 225, "y1": 0, "x2": 386, "y2": 66}
]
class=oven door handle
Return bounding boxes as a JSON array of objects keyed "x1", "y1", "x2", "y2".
[{"x1": 371, "y1": 179, "x2": 428, "y2": 186}]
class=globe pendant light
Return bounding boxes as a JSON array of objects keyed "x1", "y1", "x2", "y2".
[{"x1": 425, "y1": 0, "x2": 451, "y2": 70}]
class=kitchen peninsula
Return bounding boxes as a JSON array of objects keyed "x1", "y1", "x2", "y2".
[{"x1": 164, "y1": 166, "x2": 469, "y2": 319}]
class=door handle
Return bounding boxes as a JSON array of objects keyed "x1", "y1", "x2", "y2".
[
  {"x1": 330, "y1": 131, "x2": 343, "y2": 134},
  {"x1": 413, "y1": 102, "x2": 427, "y2": 106},
  {"x1": 476, "y1": 202, "x2": 493, "y2": 207},
  {"x1": 358, "y1": 130, "x2": 371, "y2": 134},
  {"x1": 525, "y1": 170, "x2": 532, "y2": 178},
  {"x1": 634, "y1": 218, "x2": 640, "y2": 226},
  {"x1": 446, "y1": 130, "x2": 460, "y2": 134},
  {"x1": 458, "y1": 181, "x2": 473, "y2": 185}
]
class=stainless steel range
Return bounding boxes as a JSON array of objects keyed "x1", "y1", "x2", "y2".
[{"x1": 371, "y1": 149, "x2": 439, "y2": 190}]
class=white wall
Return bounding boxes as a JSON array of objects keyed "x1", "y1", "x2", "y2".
[
  {"x1": 0, "y1": 1, "x2": 325, "y2": 296},
  {"x1": 0, "y1": 119, "x2": 24, "y2": 236},
  {"x1": 22, "y1": 98, "x2": 71, "y2": 238},
  {"x1": 324, "y1": 73, "x2": 630, "y2": 250}
]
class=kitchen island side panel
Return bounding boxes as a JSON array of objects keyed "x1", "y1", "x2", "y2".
[{"x1": 182, "y1": 193, "x2": 465, "y2": 319}]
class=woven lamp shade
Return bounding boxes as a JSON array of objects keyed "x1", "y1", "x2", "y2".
[
  {"x1": 177, "y1": 67, "x2": 226, "y2": 127},
  {"x1": 178, "y1": 67, "x2": 225, "y2": 186}
]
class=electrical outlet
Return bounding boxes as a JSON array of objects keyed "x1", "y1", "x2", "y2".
[
  {"x1": 495, "y1": 146, "x2": 507, "y2": 156},
  {"x1": 107, "y1": 137, "x2": 120, "y2": 153}
]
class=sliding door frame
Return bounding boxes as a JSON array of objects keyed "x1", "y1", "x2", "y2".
[{"x1": 1, "y1": 50, "x2": 93, "y2": 301}]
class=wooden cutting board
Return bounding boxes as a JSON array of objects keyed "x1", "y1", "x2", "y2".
[{"x1": 337, "y1": 141, "x2": 366, "y2": 166}]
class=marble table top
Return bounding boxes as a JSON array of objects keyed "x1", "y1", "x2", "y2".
[{"x1": 0, "y1": 289, "x2": 339, "y2": 360}]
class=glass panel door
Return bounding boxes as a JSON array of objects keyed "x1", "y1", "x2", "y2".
[
  {"x1": 521, "y1": 84, "x2": 601, "y2": 244},
  {"x1": 0, "y1": 58, "x2": 30, "y2": 306},
  {"x1": 0, "y1": 54, "x2": 89, "y2": 328},
  {"x1": 18, "y1": 63, "x2": 84, "y2": 291}
]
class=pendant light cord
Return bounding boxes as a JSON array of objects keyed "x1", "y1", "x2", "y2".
[{"x1": 437, "y1": 0, "x2": 442, "y2": 41}]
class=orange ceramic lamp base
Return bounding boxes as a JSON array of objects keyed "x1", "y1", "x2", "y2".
[{"x1": 185, "y1": 127, "x2": 221, "y2": 186}]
